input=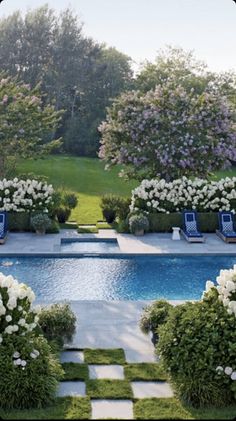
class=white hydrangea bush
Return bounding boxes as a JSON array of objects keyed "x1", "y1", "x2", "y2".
[
  {"x1": 203, "y1": 266, "x2": 236, "y2": 316},
  {"x1": 0, "y1": 178, "x2": 54, "y2": 213},
  {"x1": 0, "y1": 272, "x2": 40, "y2": 345},
  {"x1": 130, "y1": 176, "x2": 236, "y2": 214}
]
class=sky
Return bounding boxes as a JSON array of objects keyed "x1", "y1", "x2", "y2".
[{"x1": 0, "y1": 0, "x2": 236, "y2": 72}]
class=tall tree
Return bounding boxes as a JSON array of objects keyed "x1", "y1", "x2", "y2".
[{"x1": 0, "y1": 75, "x2": 62, "y2": 176}]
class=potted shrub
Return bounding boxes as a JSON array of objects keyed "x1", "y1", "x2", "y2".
[
  {"x1": 31, "y1": 213, "x2": 51, "y2": 235},
  {"x1": 129, "y1": 214, "x2": 149, "y2": 236},
  {"x1": 56, "y1": 207, "x2": 71, "y2": 223}
]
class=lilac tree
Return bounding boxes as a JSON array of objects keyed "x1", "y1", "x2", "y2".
[{"x1": 99, "y1": 82, "x2": 236, "y2": 180}]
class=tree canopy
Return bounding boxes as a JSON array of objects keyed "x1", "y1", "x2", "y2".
[{"x1": 0, "y1": 75, "x2": 62, "y2": 176}]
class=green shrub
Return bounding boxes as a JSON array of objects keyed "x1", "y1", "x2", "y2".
[
  {"x1": 46, "y1": 219, "x2": 60, "y2": 234},
  {"x1": 157, "y1": 290, "x2": 236, "y2": 408},
  {"x1": 38, "y1": 304, "x2": 76, "y2": 346},
  {"x1": 116, "y1": 197, "x2": 131, "y2": 221},
  {"x1": 31, "y1": 213, "x2": 52, "y2": 233},
  {"x1": 100, "y1": 194, "x2": 119, "y2": 223},
  {"x1": 140, "y1": 300, "x2": 173, "y2": 343},
  {"x1": 148, "y1": 212, "x2": 221, "y2": 233},
  {"x1": 8, "y1": 212, "x2": 31, "y2": 232},
  {"x1": 63, "y1": 193, "x2": 78, "y2": 210},
  {"x1": 0, "y1": 335, "x2": 63, "y2": 409},
  {"x1": 129, "y1": 214, "x2": 149, "y2": 234},
  {"x1": 56, "y1": 207, "x2": 71, "y2": 223},
  {"x1": 0, "y1": 273, "x2": 63, "y2": 409},
  {"x1": 49, "y1": 190, "x2": 63, "y2": 218}
]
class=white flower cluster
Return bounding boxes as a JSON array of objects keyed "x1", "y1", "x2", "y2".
[
  {"x1": 216, "y1": 366, "x2": 236, "y2": 381},
  {"x1": 130, "y1": 177, "x2": 236, "y2": 214},
  {"x1": 0, "y1": 178, "x2": 54, "y2": 213},
  {"x1": 12, "y1": 349, "x2": 40, "y2": 370},
  {"x1": 0, "y1": 273, "x2": 40, "y2": 344},
  {"x1": 203, "y1": 266, "x2": 236, "y2": 316}
]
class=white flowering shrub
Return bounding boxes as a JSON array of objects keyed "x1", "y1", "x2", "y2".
[
  {"x1": 130, "y1": 176, "x2": 236, "y2": 214},
  {"x1": 0, "y1": 178, "x2": 54, "y2": 213},
  {"x1": 157, "y1": 275, "x2": 236, "y2": 407},
  {"x1": 203, "y1": 266, "x2": 236, "y2": 316},
  {"x1": 0, "y1": 273, "x2": 63, "y2": 409},
  {"x1": 0, "y1": 272, "x2": 39, "y2": 342}
]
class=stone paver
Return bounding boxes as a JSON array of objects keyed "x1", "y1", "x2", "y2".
[
  {"x1": 60, "y1": 350, "x2": 84, "y2": 363},
  {"x1": 131, "y1": 381, "x2": 174, "y2": 398},
  {"x1": 89, "y1": 364, "x2": 124, "y2": 379},
  {"x1": 91, "y1": 399, "x2": 133, "y2": 420},
  {"x1": 69, "y1": 301, "x2": 156, "y2": 363},
  {"x1": 57, "y1": 381, "x2": 86, "y2": 397},
  {"x1": 0, "y1": 230, "x2": 234, "y2": 255}
]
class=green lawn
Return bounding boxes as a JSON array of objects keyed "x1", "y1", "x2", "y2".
[
  {"x1": 16, "y1": 156, "x2": 236, "y2": 225},
  {"x1": 16, "y1": 156, "x2": 137, "y2": 225}
]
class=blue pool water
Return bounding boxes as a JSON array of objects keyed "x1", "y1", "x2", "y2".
[
  {"x1": 60, "y1": 239, "x2": 120, "y2": 253},
  {"x1": 0, "y1": 255, "x2": 236, "y2": 302}
]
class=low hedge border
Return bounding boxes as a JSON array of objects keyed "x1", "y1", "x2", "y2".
[
  {"x1": 148, "y1": 212, "x2": 226, "y2": 233},
  {"x1": 7, "y1": 212, "x2": 60, "y2": 233}
]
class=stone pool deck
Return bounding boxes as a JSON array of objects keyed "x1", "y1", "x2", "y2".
[{"x1": 0, "y1": 228, "x2": 236, "y2": 255}]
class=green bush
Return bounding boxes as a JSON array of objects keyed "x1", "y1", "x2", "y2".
[
  {"x1": 157, "y1": 290, "x2": 236, "y2": 408},
  {"x1": 100, "y1": 194, "x2": 131, "y2": 223},
  {"x1": 148, "y1": 212, "x2": 220, "y2": 233},
  {"x1": 38, "y1": 304, "x2": 76, "y2": 346},
  {"x1": 63, "y1": 193, "x2": 78, "y2": 210},
  {"x1": 100, "y1": 194, "x2": 120, "y2": 223},
  {"x1": 46, "y1": 219, "x2": 60, "y2": 234},
  {"x1": 31, "y1": 213, "x2": 52, "y2": 233},
  {"x1": 8, "y1": 212, "x2": 31, "y2": 232},
  {"x1": 116, "y1": 197, "x2": 131, "y2": 221},
  {"x1": 56, "y1": 207, "x2": 71, "y2": 223},
  {"x1": 0, "y1": 335, "x2": 63, "y2": 409},
  {"x1": 129, "y1": 214, "x2": 149, "y2": 234},
  {"x1": 140, "y1": 300, "x2": 173, "y2": 344}
]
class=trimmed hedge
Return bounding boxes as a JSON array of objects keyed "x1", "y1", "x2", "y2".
[
  {"x1": 148, "y1": 212, "x2": 224, "y2": 233},
  {"x1": 7, "y1": 212, "x2": 60, "y2": 233},
  {"x1": 8, "y1": 212, "x2": 31, "y2": 232}
]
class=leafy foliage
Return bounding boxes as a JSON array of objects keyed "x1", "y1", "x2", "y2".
[
  {"x1": 31, "y1": 213, "x2": 52, "y2": 233},
  {"x1": 0, "y1": 335, "x2": 63, "y2": 409},
  {"x1": 99, "y1": 82, "x2": 236, "y2": 180},
  {"x1": 38, "y1": 304, "x2": 76, "y2": 346},
  {"x1": 140, "y1": 300, "x2": 173, "y2": 335},
  {"x1": 157, "y1": 289, "x2": 236, "y2": 407},
  {"x1": 129, "y1": 214, "x2": 149, "y2": 234},
  {"x1": 0, "y1": 6, "x2": 133, "y2": 157},
  {"x1": 0, "y1": 76, "x2": 62, "y2": 176}
]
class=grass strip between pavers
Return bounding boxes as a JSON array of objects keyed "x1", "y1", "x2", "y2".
[
  {"x1": 86, "y1": 379, "x2": 133, "y2": 399},
  {"x1": 0, "y1": 397, "x2": 91, "y2": 420},
  {"x1": 84, "y1": 348, "x2": 126, "y2": 365},
  {"x1": 62, "y1": 363, "x2": 89, "y2": 381},
  {"x1": 133, "y1": 398, "x2": 236, "y2": 420},
  {"x1": 124, "y1": 363, "x2": 167, "y2": 381}
]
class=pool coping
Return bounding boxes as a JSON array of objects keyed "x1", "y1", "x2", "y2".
[{"x1": 1, "y1": 252, "x2": 236, "y2": 257}]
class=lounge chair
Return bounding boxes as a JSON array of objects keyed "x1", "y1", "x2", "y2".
[
  {"x1": 181, "y1": 210, "x2": 205, "y2": 243},
  {"x1": 0, "y1": 212, "x2": 8, "y2": 245},
  {"x1": 216, "y1": 211, "x2": 236, "y2": 243}
]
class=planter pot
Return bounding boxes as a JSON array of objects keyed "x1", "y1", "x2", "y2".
[
  {"x1": 36, "y1": 229, "x2": 46, "y2": 235},
  {"x1": 134, "y1": 229, "x2": 144, "y2": 236}
]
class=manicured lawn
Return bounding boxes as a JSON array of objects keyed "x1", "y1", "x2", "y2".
[
  {"x1": 62, "y1": 363, "x2": 89, "y2": 381},
  {"x1": 0, "y1": 397, "x2": 91, "y2": 420},
  {"x1": 84, "y1": 348, "x2": 126, "y2": 365},
  {"x1": 134, "y1": 398, "x2": 236, "y2": 420},
  {"x1": 124, "y1": 363, "x2": 167, "y2": 381},
  {"x1": 86, "y1": 379, "x2": 133, "y2": 399},
  {"x1": 16, "y1": 156, "x2": 137, "y2": 224}
]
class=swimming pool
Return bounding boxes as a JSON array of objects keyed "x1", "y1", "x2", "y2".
[
  {"x1": 0, "y1": 254, "x2": 235, "y2": 302},
  {"x1": 60, "y1": 238, "x2": 120, "y2": 253}
]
